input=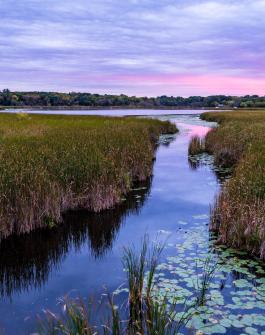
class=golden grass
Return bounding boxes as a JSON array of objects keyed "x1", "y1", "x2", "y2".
[
  {"x1": 0, "y1": 113, "x2": 177, "y2": 239},
  {"x1": 201, "y1": 111, "x2": 265, "y2": 259},
  {"x1": 188, "y1": 136, "x2": 205, "y2": 155}
]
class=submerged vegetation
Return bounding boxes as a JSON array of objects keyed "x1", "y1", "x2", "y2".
[
  {"x1": 193, "y1": 111, "x2": 265, "y2": 259},
  {"x1": 0, "y1": 113, "x2": 176, "y2": 239}
]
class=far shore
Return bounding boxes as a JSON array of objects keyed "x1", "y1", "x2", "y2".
[{"x1": 1, "y1": 105, "x2": 233, "y2": 111}]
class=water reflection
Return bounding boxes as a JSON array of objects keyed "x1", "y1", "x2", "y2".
[
  {"x1": 188, "y1": 153, "x2": 213, "y2": 170},
  {"x1": 0, "y1": 178, "x2": 152, "y2": 298},
  {"x1": 188, "y1": 153, "x2": 232, "y2": 184}
]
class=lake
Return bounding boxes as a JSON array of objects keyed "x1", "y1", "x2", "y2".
[{"x1": 0, "y1": 110, "x2": 264, "y2": 334}]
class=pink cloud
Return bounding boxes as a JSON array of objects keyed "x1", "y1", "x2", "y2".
[{"x1": 105, "y1": 73, "x2": 265, "y2": 96}]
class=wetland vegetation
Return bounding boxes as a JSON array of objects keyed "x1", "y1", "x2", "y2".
[
  {"x1": 189, "y1": 110, "x2": 265, "y2": 260},
  {"x1": 38, "y1": 232, "x2": 265, "y2": 335},
  {"x1": 0, "y1": 112, "x2": 265, "y2": 335},
  {"x1": 36, "y1": 112, "x2": 265, "y2": 335},
  {"x1": 38, "y1": 237, "x2": 215, "y2": 335},
  {"x1": 0, "y1": 112, "x2": 176, "y2": 240}
]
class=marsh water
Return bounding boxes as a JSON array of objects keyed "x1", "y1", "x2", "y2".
[{"x1": 0, "y1": 110, "x2": 264, "y2": 334}]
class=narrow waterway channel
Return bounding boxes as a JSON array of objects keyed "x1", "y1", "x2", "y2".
[{"x1": 0, "y1": 111, "x2": 264, "y2": 334}]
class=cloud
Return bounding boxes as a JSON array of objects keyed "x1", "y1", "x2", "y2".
[{"x1": 0, "y1": 0, "x2": 264, "y2": 95}]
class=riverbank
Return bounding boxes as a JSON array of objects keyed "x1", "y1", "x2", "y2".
[
  {"x1": 3, "y1": 106, "x2": 265, "y2": 111},
  {"x1": 2, "y1": 106, "x2": 214, "y2": 111},
  {"x1": 201, "y1": 111, "x2": 265, "y2": 259},
  {"x1": 0, "y1": 113, "x2": 177, "y2": 240}
]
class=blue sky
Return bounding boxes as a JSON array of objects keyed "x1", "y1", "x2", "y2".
[{"x1": 0, "y1": 0, "x2": 264, "y2": 96}]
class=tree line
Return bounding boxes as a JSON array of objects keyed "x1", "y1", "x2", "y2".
[{"x1": 0, "y1": 89, "x2": 264, "y2": 108}]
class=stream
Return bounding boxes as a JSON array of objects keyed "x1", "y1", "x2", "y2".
[{"x1": 0, "y1": 111, "x2": 264, "y2": 335}]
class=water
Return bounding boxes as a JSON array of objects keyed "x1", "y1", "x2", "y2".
[
  {"x1": 2, "y1": 108, "x2": 211, "y2": 116},
  {"x1": 0, "y1": 111, "x2": 264, "y2": 334}
]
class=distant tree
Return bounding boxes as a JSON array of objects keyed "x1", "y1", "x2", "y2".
[
  {"x1": 0, "y1": 89, "x2": 264, "y2": 109},
  {"x1": 1, "y1": 89, "x2": 12, "y2": 105}
]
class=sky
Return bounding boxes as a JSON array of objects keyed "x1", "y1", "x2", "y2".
[{"x1": 0, "y1": 0, "x2": 265, "y2": 97}]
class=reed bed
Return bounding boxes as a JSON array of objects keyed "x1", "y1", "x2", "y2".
[
  {"x1": 0, "y1": 113, "x2": 177, "y2": 239},
  {"x1": 201, "y1": 111, "x2": 265, "y2": 260}
]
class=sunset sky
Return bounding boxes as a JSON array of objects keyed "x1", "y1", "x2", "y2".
[{"x1": 1, "y1": 0, "x2": 264, "y2": 96}]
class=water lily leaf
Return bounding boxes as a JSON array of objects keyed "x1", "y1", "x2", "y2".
[
  {"x1": 232, "y1": 319, "x2": 245, "y2": 328},
  {"x1": 192, "y1": 214, "x2": 209, "y2": 220},
  {"x1": 219, "y1": 318, "x2": 232, "y2": 328},
  {"x1": 244, "y1": 326, "x2": 259, "y2": 335},
  {"x1": 201, "y1": 324, "x2": 226, "y2": 334},
  {"x1": 233, "y1": 279, "x2": 252, "y2": 288},
  {"x1": 178, "y1": 220, "x2": 188, "y2": 225}
]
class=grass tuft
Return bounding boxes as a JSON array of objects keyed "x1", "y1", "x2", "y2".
[{"x1": 188, "y1": 136, "x2": 205, "y2": 156}]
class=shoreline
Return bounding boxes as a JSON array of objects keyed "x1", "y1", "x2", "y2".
[{"x1": 1, "y1": 106, "x2": 233, "y2": 111}]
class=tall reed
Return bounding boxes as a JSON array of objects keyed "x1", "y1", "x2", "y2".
[
  {"x1": 188, "y1": 136, "x2": 204, "y2": 156},
  {"x1": 122, "y1": 235, "x2": 164, "y2": 333},
  {"x1": 201, "y1": 111, "x2": 265, "y2": 259},
  {"x1": 194, "y1": 257, "x2": 217, "y2": 306},
  {"x1": 0, "y1": 113, "x2": 177, "y2": 240}
]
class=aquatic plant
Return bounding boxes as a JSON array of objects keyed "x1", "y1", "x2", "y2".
[
  {"x1": 0, "y1": 113, "x2": 177, "y2": 239},
  {"x1": 194, "y1": 257, "x2": 217, "y2": 306},
  {"x1": 37, "y1": 229, "x2": 265, "y2": 335},
  {"x1": 201, "y1": 111, "x2": 265, "y2": 260},
  {"x1": 161, "y1": 228, "x2": 265, "y2": 334},
  {"x1": 188, "y1": 135, "x2": 205, "y2": 156},
  {"x1": 122, "y1": 235, "x2": 167, "y2": 333},
  {"x1": 38, "y1": 297, "x2": 97, "y2": 335},
  {"x1": 38, "y1": 238, "x2": 203, "y2": 335}
]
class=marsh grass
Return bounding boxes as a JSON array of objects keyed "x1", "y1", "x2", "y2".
[
  {"x1": 194, "y1": 257, "x2": 217, "y2": 306},
  {"x1": 38, "y1": 297, "x2": 97, "y2": 335},
  {"x1": 38, "y1": 237, "x2": 217, "y2": 335},
  {"x1": 201, "y1": 111, "x2": 265, "y2": 260},
  {"x1": 122, "y1": 236, "x2": 165, "y2": 333},
  {"x1": 188, "y1": 136, "x2": 205, "y2": 156},
  {"x1": 0, "y1": 113, "x2": 177, "y2": 239}
]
